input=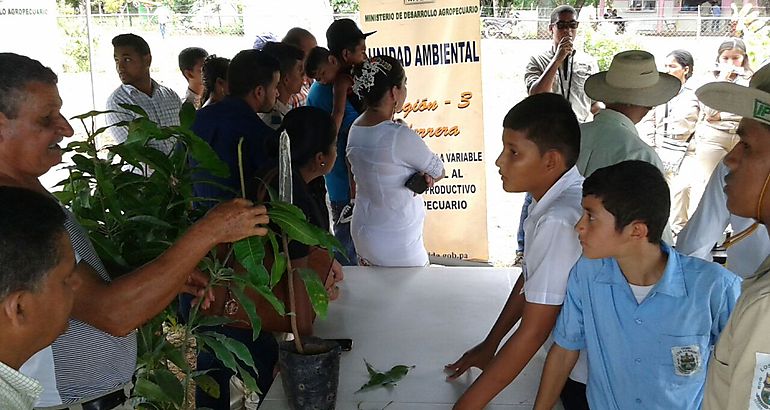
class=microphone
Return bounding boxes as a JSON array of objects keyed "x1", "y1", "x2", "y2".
[{"x1": 562, "y1": 50, "x2": 576, "y2": 80}]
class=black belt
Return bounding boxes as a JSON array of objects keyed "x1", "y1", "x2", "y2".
[{"x1": 77, "y1": 389, "x2": 127, "y2": 410}]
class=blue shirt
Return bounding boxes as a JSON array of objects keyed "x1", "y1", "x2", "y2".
[
  {"x1": 554, "y1": 243, "x2": 741, "y2": 410},
  {"x1": 191, "y1": 97, "x2": 276, "y2": 204},
  {"x1": 306, "y1": 82, "x2": 360, "y2": 203}
]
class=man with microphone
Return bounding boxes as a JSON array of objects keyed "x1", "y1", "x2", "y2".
[{"x1": 525, "y1": 5, "x2": 600, "y2": 123}]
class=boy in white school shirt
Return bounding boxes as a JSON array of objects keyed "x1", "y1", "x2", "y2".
[{"x1": 447, "y1": 93, "x2": 587, "y2": 409}]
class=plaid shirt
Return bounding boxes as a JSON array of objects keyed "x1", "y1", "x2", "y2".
[
  {"x1": 0, "y1": 361, "x2": 42, "y2": 410},
  {"x1": 105, "y1": 80, "x2": 182, "y2": 154}
]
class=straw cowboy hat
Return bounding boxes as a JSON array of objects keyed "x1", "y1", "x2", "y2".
[
  {"x1": 584, "y1": 50, "x2": 680, "y2": 107},
  {"x1": 697, "y1": 62, "x2": 770, "y2": 126}
]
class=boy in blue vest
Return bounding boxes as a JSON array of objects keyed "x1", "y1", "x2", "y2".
[{"x1": 533, "y1": 160, "x2": 741, "y2": 409}]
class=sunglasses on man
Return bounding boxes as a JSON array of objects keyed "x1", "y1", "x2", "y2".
[{"x1": 552, "y1": 20, "x2": 580, "y2": 29}]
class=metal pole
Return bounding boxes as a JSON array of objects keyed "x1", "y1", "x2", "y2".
[{"x1": 85, "y1": 0, "x2": 96, "y2": 110}]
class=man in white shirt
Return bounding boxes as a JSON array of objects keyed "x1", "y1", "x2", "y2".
[
  {"x1": 677, "y1": 160, "x2": 770, "y2": 278},
  {"x1": 0, "y1": 187, "x2": 79, "y2": 410},
  {"x1": 105, "y1": 33, "x2": 182, "y2": 154}
]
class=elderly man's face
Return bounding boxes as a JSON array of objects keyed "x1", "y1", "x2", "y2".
[
  {"x1": 724, "y1": 119, "x2": 770, "y2": 222},
  {"x1": 0, "y1": 82, "x2": 74, "y2": 178}
]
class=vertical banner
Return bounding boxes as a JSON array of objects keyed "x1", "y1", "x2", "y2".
[
  {"x1": 0, "y1": 0, "x2": 59, "y2": 70},
  {"x1": 360, "y1": 0, "x2": 489, "y2": 261}
]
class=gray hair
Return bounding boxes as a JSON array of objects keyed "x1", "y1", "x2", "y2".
[{"x1": 0, "y1": 53, "x2": 58, "y2": 119}]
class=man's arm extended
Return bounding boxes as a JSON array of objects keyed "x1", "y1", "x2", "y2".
[{"x1": 71, "y1": 199, "x2": 269, "y2": 336}]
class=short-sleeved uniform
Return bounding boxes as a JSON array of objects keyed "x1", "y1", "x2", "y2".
[{"x1": 554, "y1": 244, "x2": 741, "y2": 409}]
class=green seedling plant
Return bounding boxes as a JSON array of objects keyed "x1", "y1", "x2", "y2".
[
  {"x1": 356, "y1": 359, "x2": 415, "y2": 393},
  {"x1": 57, "y1": 103, "x2": 340, "y2": 409}
]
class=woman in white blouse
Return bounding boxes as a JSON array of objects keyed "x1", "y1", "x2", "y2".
[{"x1": 347, "y1": 55, "x2": 445, "y2": 267}]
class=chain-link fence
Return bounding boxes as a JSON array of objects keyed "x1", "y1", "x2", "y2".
[{"x1": 481, "y1": 14, "x2": 768, "y2": 39}]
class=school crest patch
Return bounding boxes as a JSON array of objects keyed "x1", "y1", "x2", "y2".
[
  {"x1": 671, "y1": 345, "x2": 701, "y2": 376},
  {"x1": 750, "y1": 353, "x2": 770, "y2": 409}
]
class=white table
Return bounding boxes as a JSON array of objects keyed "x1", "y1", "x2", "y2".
[{"x1": 262, "y1": 266, "x2": 563, "y2": 409}]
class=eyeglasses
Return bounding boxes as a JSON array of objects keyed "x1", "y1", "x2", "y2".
[{"x1": 553, "y1": 20, "x2": 580, "y2": 29}]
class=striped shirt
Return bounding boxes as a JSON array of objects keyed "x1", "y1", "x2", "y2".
[
  {"x1": 105, "y1": 80, "x2": 181, "y2": 154},
  {"x1": 0, "y1": 361, "x2": 42, "y2": 410},
  {"x1": 27, "y1": 209, "x2": 137, "y2": 404}
]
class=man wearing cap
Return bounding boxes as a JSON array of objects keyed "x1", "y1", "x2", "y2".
[
  {"x1": 526, "y1": 5, "x2": 600, "y2": 124},
  {"x1": 700, "y1": 63, "x2": 770, "y2": 410},
  {"x1": 577, "y1": 50, "x2": 677, "y2": 177},
  {"x1": 306, "y1": 18, "x2": 374, "y2": 265}
]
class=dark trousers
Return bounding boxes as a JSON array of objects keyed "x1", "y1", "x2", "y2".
[
  {"x1": 561, "y1": 378, "x2": 590, "y2": 410},
  {"x1": 195, "y1": 326, "x2": 278, "y2": 409},
  {"x1": 330, "y1": 200, "x2": 357, "y2": 266}
]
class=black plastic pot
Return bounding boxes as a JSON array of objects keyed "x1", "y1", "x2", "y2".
[{"x1": 278, "y1": 337, "x2": 342, "y2": 410}]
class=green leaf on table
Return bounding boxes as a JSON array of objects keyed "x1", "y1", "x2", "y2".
[
  {"x1": 356, "y1": 359, "x2": 415, "y2": 393},
  {"x1": 297, "y1": 267, "x2": 329, "y2": 319}
]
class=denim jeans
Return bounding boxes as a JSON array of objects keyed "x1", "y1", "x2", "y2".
[{"x1": 330, "y1": 200, "x2": 358, "y2": 266}]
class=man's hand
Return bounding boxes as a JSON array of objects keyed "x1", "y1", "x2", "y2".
[
  {"x1": 197, "y1": 199, "x2": 269, "y2": 244},
  {"x1": 555, "y1": 35, "x2": 574, "y2": 62},
  {"x1": 325, "y1": 260, "x2": 344, "y2": 301},
  {"x1": 182, "y1": 268, "x2": 215, "y2": 310},
  {"x1": 445, "y1": 340, "x2": 497, "y2": 380}
]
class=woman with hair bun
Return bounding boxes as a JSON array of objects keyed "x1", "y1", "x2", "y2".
[
  {"x1": 347, "y1": 55, "x2": 445, "y2": 267},
  {"x1": 200, "y1": 55, "x2": 230, "y2": 108}
]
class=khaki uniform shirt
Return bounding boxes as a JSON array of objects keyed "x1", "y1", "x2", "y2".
[{"x1": 703, "y1": 253, "x2": 770, "y2": 410}]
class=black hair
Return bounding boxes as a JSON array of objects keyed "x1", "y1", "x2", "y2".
[
  {"x1": 502, "y1": 93, "x2": 581, "y2": 168},
  {"x1": 262, "y1": 42, "x2": 305, "y2": 78},
  {"x1": 282, "y1": 27, "x2": 315, "y2": 50},
  {"x1": 111, "y1": 33, "x2": 151, "y2": 56},
  {"x1": 550, "y1": 5, "x2": 577, "y2": 23},
  {"x1": 268, "y1": 106, "x2": 336, "y2": 169},
  {"x1": 201, "y1": 55, "x2": 230, "y2": 105},
  {"x1": 178, "y1": 47, "x2": 208, "y2": 73},
  {"x1": 667, "y1": 49, "x2": 695, "y2": 80},
  {"x1": 352, "y1": 55, "x2": 405, "y2": 108},
  {"x1": 305, "y1": 47, "x2": 331, "y2": 77},
  {"x1": 227, "y1": 49, "x2": 280, "y2": 99},
  {"x1": 0, "y1": 187, "x2": 67, "y2": 300},
  {"x1": 0, "y1": 53, "x2": 58, "y2": 119},
  {"x1": 716, "y1": 38, "x2": 752, "y2": 73},
  {"x1": 583, "y1": 160, "x2": 670, "y2": 244}
]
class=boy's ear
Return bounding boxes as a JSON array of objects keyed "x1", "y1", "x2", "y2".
[
  {"x1": 627, "y1": 220, "x2": 650, "y2": 241},
  {"x1": 182, "y1": 69, "x2": 194, "y2": 81},
  {"x1": 252, "y1": 85, "x2": 265, "y2": 104},
  {"x1": 542, "y1": 149, "x2": 565, "y2": 172}
]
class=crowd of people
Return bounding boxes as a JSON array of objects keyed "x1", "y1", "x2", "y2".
[{"x1": 0, "y1": 4, "x2": 770, "y2": 410}]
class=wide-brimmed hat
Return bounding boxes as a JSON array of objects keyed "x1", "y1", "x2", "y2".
[
  {"x1": 696, "y1": 63, "x2": 770, "y2": 126},
  {"x1": 584, "y1": 50, "x2": 680, "y2": 107},
  {"x1": 326, "y1": 19, "x2": 375, "y2": 54}
]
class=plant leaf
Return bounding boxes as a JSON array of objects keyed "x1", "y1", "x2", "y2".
[
  {"x1": 199, "y1": 335, "x2": 238, "y2": 372},
  {"x1": 127, "y1": 215, "x2": 173, "y2": 229},
  {"x1": 236, "y1": 363, "x2": 261, "y2": 395},
  {"x1": 297, "y1": 267, "x2": 329, "y2": 319},
  {"x1": 179, "y1": 101, "x2": 196, "y2": 129},
  {"x1": 228, "y1": 284, "x2": 263, "y2": 341},
  {"x1": 153, "y1": 368, "x2": 185, "y2": 406},
  {"x1": 70, "y1": 109, "x2": 116, "y2": 120},
  {"x1": 233, "y1": 236, "x2": 266, "y2": 279},
  {"x1": 119, "y1": 102, "x2": 149, "y2": 118},
  {"x1": 214, "y1": 332, "x2": 257, "y2": 370},
  {"x1": 194, "y1": 373, "x2": 221, "y2": 399},
  {"x1": 133, "y1": 378, "x2": 174, "y2": 404},
  {"x1": 355, "y1": 360, "x2": 415, "y2": 393},
  {"x1": 195, "y1": 316, "x2": 235, "y2": 328},
  {"x1": 178, "y1": 128, "x2": 229, "y2": 178}
]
